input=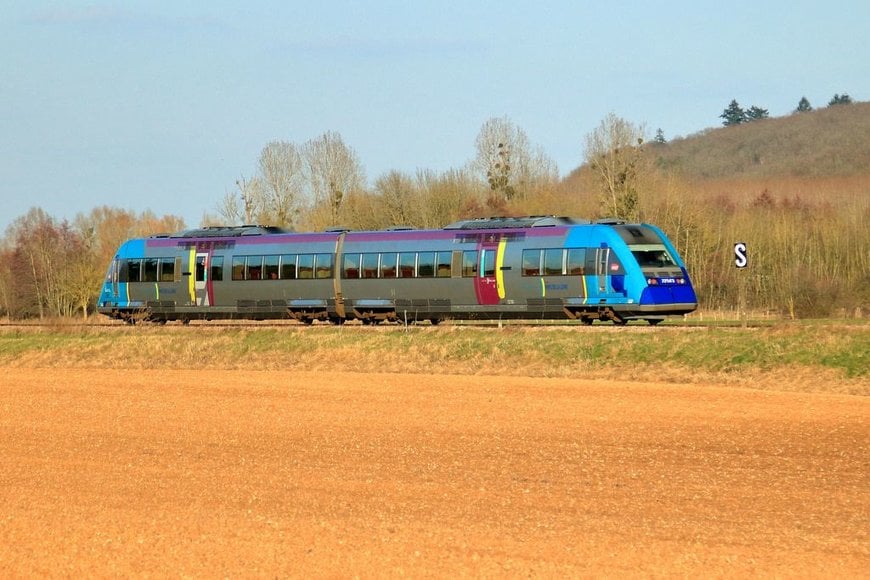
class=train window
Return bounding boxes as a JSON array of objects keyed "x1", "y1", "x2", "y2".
[
  {"x1": 544, "y1": 249, "x2": 564, "y2": 276},
  {"x1": 263, "y1": 255, "x2": 279, "y2": 280},
  {"x1": 481, "y1": 249, "x2": 495, "y2": 278},
  {"x1": 631, "y1": 248, "x2": 676, "y2": 268},
  {"x1": 195, "y1": 256, "x2": 206, "y2": 282},
  {"x1": 315, "y1": 253, "x2": 334, "y2": 278},
  {"x1": 246, "y1": 256, "x2": 264, "y2": 280},
  {"x1": 298, "y1": 254, "x2": 314, "y2": 279},
  {"x1": 522, "y1": 249, "x2": 541, "y2": 276},
  {"x1": 361, "y1": 253, "x2": 379, "y2": 279},
  {"x1": 126, "y1": 259, "x2": 141, "y2": 283},
  {"x1": 160, "y1": 258, "x2": 175, "y2": 282},
  {"x1": 418, "y1": 252, "x2": 435, "y2": 277},
  {"x1": 436, "y1": 252, "x2": 452, "y2": 277},
  {"x1": 232, "y1": 257, "x2": 245, "y2": 280},
  {"x1": 281, "y1": 255, "x2": 297, "y2": 279},
  {"x1": 462, "y1": 251, "x2": 478, "y2": 277},
  {"x1": 143, "y1": 258, "x2": 158, "y2": 282},
  {"x1": 211, "y1": 256, "x2": 224, "y2": 281},
  {"x1": 567, "y1": 249, "x2": 586, "y2": 275},
  {"x1": 380, "y1": 252, "x2": 398, "y2": 278},
  {"x1": 343, "y1": 254, "x2": 360, "y2": 279},
  {"x1": 399, "y1": 253, "x2": 416, "y2": 278}
]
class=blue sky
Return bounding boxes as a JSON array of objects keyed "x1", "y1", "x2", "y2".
[{"x1": 2, "y1": 1, "x2": 868, "y2": 233}]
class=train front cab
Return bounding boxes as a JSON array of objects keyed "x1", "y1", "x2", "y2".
[
  {"x1": 613, "y1": 224, "x2": 697, "y2": 322},
  {"x1": 97, "y1": 239, "x2": 146, "y2": 323}
]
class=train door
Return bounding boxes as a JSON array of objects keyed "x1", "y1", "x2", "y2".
[
  {"x1": 591, "y1": 246, "x2": 623, "y2": 301},
  {"x1": 194, "y1": 252, "x2": 209, "y2": 306},
  {"x1": 475, "y1": 243, "x2": 500, "y2": 305},
  {"x1": 595, "y1": 247, "x2": 609, "y2": 294}
]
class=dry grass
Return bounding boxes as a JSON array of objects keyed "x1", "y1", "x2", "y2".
[{"x1": 1, "y1": 322, "x2": 867, "y2": 395}]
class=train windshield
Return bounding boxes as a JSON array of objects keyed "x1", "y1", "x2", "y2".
[{"x1": 630, "y1": 245, "x2": 677, "y2": 268}]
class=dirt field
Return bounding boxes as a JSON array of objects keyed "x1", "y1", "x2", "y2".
[{"x1": 1, "y1": 368, "x2": 867, "y2": 577}]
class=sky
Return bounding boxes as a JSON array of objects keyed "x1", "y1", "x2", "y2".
[{"x1": 2, "y1": 0, "x2": 868, "y2": 234}]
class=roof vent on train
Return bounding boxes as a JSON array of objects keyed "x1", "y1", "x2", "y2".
[
  {"x1": 166, "y1": 225, "x2": 290, "y2": 238},
  {"x1": 443, "y1": 216, "x2": 591, "y2": 230}
]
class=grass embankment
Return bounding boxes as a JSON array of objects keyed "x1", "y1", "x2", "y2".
[{"x1": 0, "y1": 322, "x2": 866, "y2": 394}]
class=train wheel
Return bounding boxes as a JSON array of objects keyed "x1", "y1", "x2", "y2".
[
  {"x1": 647, "y1": 319, "x2": 663, "y2": 326},
  {"x1": 429, "y1": 318, "x2": 441, "y2": 326},
  {"x1": 580, "y1": 317, "x2": 593, "y2": 326}
]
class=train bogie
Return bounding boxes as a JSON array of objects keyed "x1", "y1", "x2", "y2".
[{"x1": 97, "y1": 218, "x2": 697, "y2": 325}]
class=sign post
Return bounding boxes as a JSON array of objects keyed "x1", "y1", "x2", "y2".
[{"x1": 734, "y1": 242, "x2": 748, "y2": 326}]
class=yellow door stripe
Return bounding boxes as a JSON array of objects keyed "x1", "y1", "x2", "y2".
[
  {"x1": 495, "y1": 238, "x2": 507, "y2": 300},
  {"x1": 189, "y1": 248, "x2": 196, "y2": 304}
]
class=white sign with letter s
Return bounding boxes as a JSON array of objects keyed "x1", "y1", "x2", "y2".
[{"x1": 734, "y1": 242, "x2": 748, "y2": 268}]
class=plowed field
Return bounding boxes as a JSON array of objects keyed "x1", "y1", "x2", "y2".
[{"x1": 1, "y1": 369, "x2": 867, "y2": 576}]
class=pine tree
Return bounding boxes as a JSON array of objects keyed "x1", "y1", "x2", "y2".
[
  {"x1": 720, "y1": 99, "x2": 746, "y2": 126},
  {"x1": 653, "y1": 128, "x2": 666, "y2": 144},
  {"x1": 828, "y1": 93, "x2": 852, "y2": 106},
  {"x1": 745, "y1": 105, "x2": 769, "y2": 122},
  {"x1": 795, "y1": 96, "x2": 812, "y2": 113}
]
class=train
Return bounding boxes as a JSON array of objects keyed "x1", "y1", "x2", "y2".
[{"x1": 97, "y1": 216, "x2": 697, "y2": 325}]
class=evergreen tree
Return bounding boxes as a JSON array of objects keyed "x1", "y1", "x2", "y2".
[
  {"x1": 720, "y1": 99, "x2": 746, "y2": 126},
  {"x1": 795, "y1": 96, "x2": 812, "y2": 113},
  {"x1": 653, "y1": 128, "x2": 666, "y2": 144},
  {"x1": 828, "y1": 93, "x2": 852, "y2": 106},
  {"x1": 745, "y1": 105, "x2": 769, "y2": 122}
]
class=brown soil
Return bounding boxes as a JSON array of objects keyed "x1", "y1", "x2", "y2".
[{"x1": 1, "y1": 369, "x2": 867, "y2": 577}]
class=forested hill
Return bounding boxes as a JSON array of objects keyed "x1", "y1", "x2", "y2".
[{"x1": 650, "y1": 101, "x2": 870, "y2": 180}]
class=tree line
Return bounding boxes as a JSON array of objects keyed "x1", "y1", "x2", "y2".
[
  {"x1": 1, "y1": 110, "x2": 867, "y2": 320},
  {"x1": 719, "y1": 93, "x2": 854, "y2": 127}
]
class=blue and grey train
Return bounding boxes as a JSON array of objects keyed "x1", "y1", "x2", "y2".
[{"x1": 97, "y1": 216, "x2": 697, "y2": 325}]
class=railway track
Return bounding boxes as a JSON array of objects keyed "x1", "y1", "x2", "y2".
[{"x1": 0, "y1": 318, "x2": 765, "y2": 330}]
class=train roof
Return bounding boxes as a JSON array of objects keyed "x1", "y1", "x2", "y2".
[
  {"x1": 443, "y1": 216, "x2": 592, "y2": 229},
  {"x1": 151, "y1": 216, "x2": 633, "y2": 240},
  {"x1": 151, "y1": 225, "x2": 291, "y2": 239}
]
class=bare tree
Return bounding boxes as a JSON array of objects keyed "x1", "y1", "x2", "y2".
[
  {"x1": 259, "y1": 141, "x2": 305, "y2": 228},
  {"x1": 302, "y1": 131, "x2": 366, "y2": 226},
  {"x1": 583, "y1": 113, "x2": 648, "y2": 222},
  {"x1": 222, "y1": 175, "x2": 265, "y2": 224},
  {"x1": 473, "y1": 116, "x2": 558, "y2": 203},
  {"x1": 374, "y1": 170, "x2": 419, "y2": 226}
]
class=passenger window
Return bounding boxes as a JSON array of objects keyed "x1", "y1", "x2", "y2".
[
  {"x1": 264, "y1": 255, "x2": 279, "y2": 280},
  {"x1": 232, "y1": 257, "x2": 245, "y2": 281},
  {"x1": 210, "y1": 256, "x2": 224, "y2": 281},
  {"x1": 522, "y1": 249, "x2": 541, "y2": 276},
  {"x1": 315, "y1": 253, "x2": 334, "y2": 278},
  {"x1": 380, "y1": 252, "x2": 397, "y2": 278},
  {"x1": 127, "y1": 259, "x2": 141, "y2": 283},
  {"x1": 436, "y1": 252, "x2": 452, "y2": 277},
  {"x1": 399, "y1": 253, "x2": 416, "y2": 278},
  {"x1": 418, "y1": 252, "x2": 435, "y2": 277},
  {"x1": 567, "y1": 249, "x2": 586, "y2": 275},
  {"x1": 361, "y1": 253, "x2": 378, "y2": 279},
  {"x1": 246, "y1": 256, "x2": 263, "y2": 280},
  {"x1": 343, "y1": 254, "x2": 360, "y2": 279},
  {"x1": 159, "y1": 258, "x2": 175, "y2": 282},
  {"x1": 544, "y1": 249, "x2": 564, "y2": 276},
  {"x1": 143, "y1": 258, "x2": 158, "y2": 282},
  {"x1": 281, "y1": 255, "x2": 296, "y2": 279},
  {"x1": 298, "y1": 254, "x2": 314, "y2": 279},
  {"x1": 462, "y1": 251, "x2": 478, "y2": 277}
]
